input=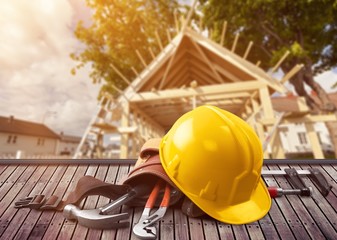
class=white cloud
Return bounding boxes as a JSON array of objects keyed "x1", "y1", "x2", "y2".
[{"x1": 0, "y1": 0, "x2": 100, "y2": 136}]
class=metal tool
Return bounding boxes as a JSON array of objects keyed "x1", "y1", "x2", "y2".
[
  {"x1": 63, "y1": 183, "x2": 150, "y2": 229},
  {"x1": 63, "y1": 204, "x2": 129, "y2": 229},
  {"x1": 133, "y1": 181, "x2": 171, "y2": 239},
  {"x1": 268, "y1": 186, "x2": 312, "y2": 198},
  {"x1": 262, "y1": 168, "x2": 331, "y2": 196}
]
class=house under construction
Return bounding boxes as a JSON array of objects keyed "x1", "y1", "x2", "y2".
[{"x1": 74, "y1": 18, "x2": 337, "y2": 160}]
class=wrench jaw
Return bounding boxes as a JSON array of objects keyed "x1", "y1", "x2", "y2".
[
  {"x1": 133, "y1": 224, "x2": 157, "y2": 240},
  {"x1": 63, "y1": 204, "x2": 130, "y2": 229}
]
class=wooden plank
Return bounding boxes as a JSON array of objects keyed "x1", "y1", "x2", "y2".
[
  {"x1": 202, "y1": 217, "x2": 220, "y2": 240},
  {"x1": 173, "y1": 208, "x2": 189, "y2": 240},
  {"x1": 28, "y1": 165, "x2": 76, "y2": 240},
  {"x1": 216, "y1": 223, "x2": 235, "y2": 239},
  {"x1": 130, "y1": 81, "x2": 265, "y2": 103},
  {"x1": 299, "y1": 164, "x2": 337, "y2": 236},
  {"x1": 267, "y1": 165, "x2": 312, "y2": 239},
  {"x1": 159, "y1": 208, "x2": 174, "y2": 240},
  {"x1": 272, "y1": 165, "x2": 328, "y2": 239},
  {"x1": 305, "y1": 123, "x2": 324, "y2": 159},
  {"x1": 232, "y1": 224, "x2": 250, "y2": 239},
  {"x1": 262, "y1": 166, "x2": 296, "y2": 239},
  {"x1": 115, "y1": 164, "x2": 133, "y2": 240},
  {"x1": 71, "y1": 165, "x2": 100, "y2": 239},
  {"x1": 100, "y1": 165, "x2": 126, "y2": 240},
  {"x1": 246, "y1": 222, "x2": 265, "y2": 240},
  {"x1": 0, "y1": 165, "x2": 49, "y2": 239},
  {"x1": 188, "y1": 216, "x2": 205, "y2": 240},
  {"x1": 0, "y1": 165, "x2": 27, "y2": 201}
]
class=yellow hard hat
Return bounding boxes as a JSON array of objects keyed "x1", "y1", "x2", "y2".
[{"x1": 159, "y1": 105, "x2": 271, "y2": 224}]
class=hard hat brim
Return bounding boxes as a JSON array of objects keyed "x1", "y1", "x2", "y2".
[{"x1": 186, "y1": 177, "x2": 272, "y2": 224}]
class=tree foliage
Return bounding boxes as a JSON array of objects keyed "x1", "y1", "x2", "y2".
[
  {"x1": 71, "y1": 0, "x2": 181, "y2": 97},
  {"x1": 199, "y1": 0, "x2": 337, "y2": 111}
]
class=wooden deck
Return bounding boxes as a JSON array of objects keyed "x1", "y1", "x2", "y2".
[{"x1": 0, "y1": 160, "x2": 336, "y2": 240}]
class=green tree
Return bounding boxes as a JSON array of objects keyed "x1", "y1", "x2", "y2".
[
  {"x1": 71, "y1": 0, "x2": 181, "y2": 97},
  {"x1": 199, "y1": 0, "x2": 337, "y2": 156}
]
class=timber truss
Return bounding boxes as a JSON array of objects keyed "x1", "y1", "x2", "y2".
[{"x1": 74, "y1": 11, "x2": 337, "y2": 160}]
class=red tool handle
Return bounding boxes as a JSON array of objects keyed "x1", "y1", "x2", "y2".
[
  {"x1": 145, "y1": 181, "x2": 161, "y2": 208},
  {"x1": 161, "y1": 184, "x2": 171, "y2": 207},
  {"x1": 268, "y1": 187, "x2": 279, "y2": 198}
]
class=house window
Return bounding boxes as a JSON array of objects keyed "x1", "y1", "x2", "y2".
[
  {"x1": 6, "y1": 135, "x2": 17, "y2": 144},
  {"x1": 298, "y1": 132, "x2": 308, "y2": 144},
  {"x1": 37, "y1": 138, "x2": 45, "y2": 146}
]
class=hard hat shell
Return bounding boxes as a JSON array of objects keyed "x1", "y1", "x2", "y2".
[{"x1": 159, "y1": 105, "x2": 271, "y2": 224}]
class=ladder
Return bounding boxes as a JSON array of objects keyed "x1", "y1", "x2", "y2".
[{"x1": 73, "y1": 95, "x2": 117, "y2": 159}]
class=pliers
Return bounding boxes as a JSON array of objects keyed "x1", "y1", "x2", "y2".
[{"x1": 133, "y1": 180, "x2": 171, "y2": 239}]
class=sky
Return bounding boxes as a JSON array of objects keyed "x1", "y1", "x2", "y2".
[
  {"x1": 0, "y1": 0, "x2": 336, "y2": 137},
  {"x1": 0, "y1": 0, "x2": 101, "y2": 136}
]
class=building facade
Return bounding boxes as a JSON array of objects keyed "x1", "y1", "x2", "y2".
[{"x1": 0, "y1": 116, "x2": 80, "y2": 158}]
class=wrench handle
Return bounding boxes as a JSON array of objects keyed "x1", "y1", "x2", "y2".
[
  {"x1": 161, "y1": 184, "x2": 171, "y2": 207},
  {"x1": 145, "y1": 180, "x2": 161, "y2": 208}
]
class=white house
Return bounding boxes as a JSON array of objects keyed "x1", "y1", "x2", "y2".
[
  {"x1": 0, "y1": 116, "x2": 81, "y2": 158},
  {"x1": 271, "y1": 93, "x2": 336, "y2": 157}
]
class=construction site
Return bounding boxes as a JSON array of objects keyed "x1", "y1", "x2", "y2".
[{"x1": 73, "y1": 16, "x2": 337, "y2": 161}]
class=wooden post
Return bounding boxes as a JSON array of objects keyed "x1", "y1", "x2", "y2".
[
  {"x1": 271, "y1": 50, "x2": 290, "y2": 73},
  {"x1": 259, "y1": 86, "x2": 274, "y2": 158},
  {"x1": 231, "y1": 33, "x2": 239, "y2": 52},
  {"x1": 252, "y1": 98, "x2": 269, "y2": 159},
  {"x1": 120, "y1": 101, "x2": 130, "y2": 158},
  {"x1": 174, "y1": 10, "x2": 180, "y2": 33},
  {"x1": 220, "y1": 21, "x2": 227, "y2": 46},
  {"x1": 281, "y1": 64, "x2": 304, "y2": 84},
  {"x1": 110, "y1": 63, "x2": 131, "y2": 84},
  {"x1": 166, "y1": 29, "x2": 172, "y2": 42},
  {"x1": 199, "y1": 17, "x2": 203, "y2": 33},
  {"x1": 136, "y1": 50, "x2": 147, "y2": 68},
  {"x1": 270, "y1": 128, "x2": 286, "y2": 158},
  {"x1": 155, "y1": 31, "x2": 163, "y2": 51},
  {"x1": 148, "y1": 47, "x2": 156, "y2": 60},
  {"x1": 243, "y1": 41, "x2": 253, "y2": 59},
  {"x1": 305, "y1": 123, "x2": 324, "y2": 158}
]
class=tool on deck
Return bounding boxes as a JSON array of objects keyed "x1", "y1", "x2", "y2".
[
  {"x1": 133, "y1": 181, "x2": 171, "y2": 240},
  {"x1": 63, "y1": 204, "x2": 129, "y2": 229},
  {"x1": 267, "y1": 186, "x2": 312, "y2": 198},
  {"x1": 262, "y1": 168, "x2": 332, "y2": 197},
  {"x1": 63, "y1": 183, "x2": 152, "y2": 229}
]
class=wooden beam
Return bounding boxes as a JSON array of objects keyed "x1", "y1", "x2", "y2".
[
  {"x1": 166, "y1": 29, "x2": 172, "y2": 42},
  {"x1": 131, "y1": 67, "x2": 139, "y2": 77},
  {"x1": 174, "y1": 10, "x2": 180, "y2": 33},
  {"x1": 259, "y1": 86, "x2": 274, "y2": 119},
  {"x1": 271, "y1": 50, "x2": 290, "y2": 73},
  {"x1": 231, "y1": 33, "x2": 239, "y2": 52},
  {"x1": 136, "y1": 50, "x2": 147, "y2": 68},
  {"x1": 213, "y1": 64, "x2": 242, "y2": 82},
  {"x1": 155, "y1": 30, "x2": 163, "y2": 51},
  {"x1": 158, "y1": 44, "x2": 179, "y2": 89},
  {"x1": 220, "y1": 21, "x2": 227, "y2": 46},
  {"x1": 305, "y1": 123, "x2": 324, "y2": 159},
  {"x1": 130, "y1": 81, "x2": 265, "y2": 103},
  {"x1": 190, "y1": 40, "x2": 224, "y2": 83},
  {"x1": 243, "y1": 41, "x2": 253, "y2": 59},
  {"x1": 181, "y1": 0, "x2": 197, "y2": 33},
  {"x1": 120, "y1": 101, "x2": 129, "y2": 158},
  {"x1": 148, "y1": 47, "x2": 156, "y2": 60},
  {"x1": 281, "y1": 64, "x2": 304, "y2": 84},
  {"x1": 110, "y1": 63, "x2": 131, "y2": 85}
]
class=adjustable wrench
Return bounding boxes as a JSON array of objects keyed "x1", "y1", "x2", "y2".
[{"x1": 133, "y1": 181, "x2": 171, "y2": 239}]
